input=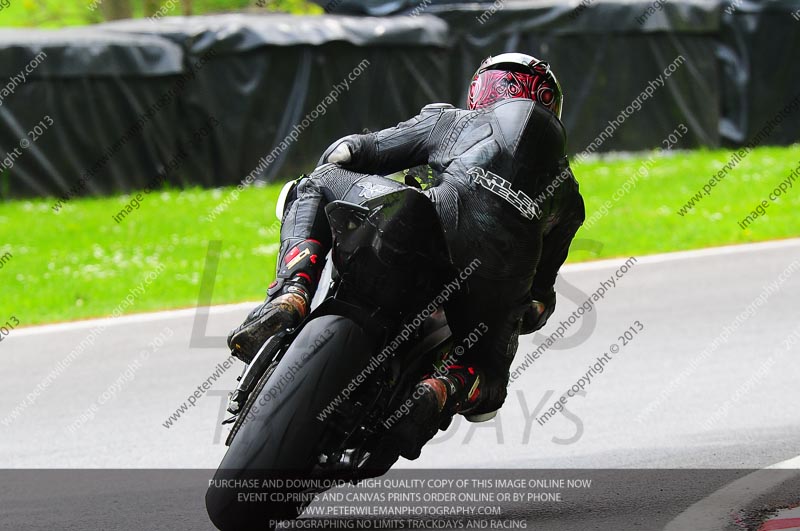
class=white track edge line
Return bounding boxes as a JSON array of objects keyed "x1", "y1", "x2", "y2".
[
  {"x1": 567, "y1": 237, "x2": 800, "y2": 272},
  {"x1": 663, "y1": 453, "x2": 800, "y2": 531},
  {"x1": 16, "y1": 238, "x2": 800, "y2": 336}
]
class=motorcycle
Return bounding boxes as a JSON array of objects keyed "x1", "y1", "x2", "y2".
[{"x1": 206, "y1": 185, "x2": 465, "y2": 530}]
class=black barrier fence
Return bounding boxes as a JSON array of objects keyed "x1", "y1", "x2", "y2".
[{"x1": 0, "y1": 1, "x2": 799, "y2": 199}]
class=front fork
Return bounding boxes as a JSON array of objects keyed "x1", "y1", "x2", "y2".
[{"x1": 224, "y1": 332, "x2": 286, "y2": 421}]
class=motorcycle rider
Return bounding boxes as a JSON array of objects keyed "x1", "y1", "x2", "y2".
[{"x1": 228, "y1": 53, "x2": 585, "y2": 459}]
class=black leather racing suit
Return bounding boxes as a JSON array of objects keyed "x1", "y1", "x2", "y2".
[{"x1": 279, "y1": 98, "x2": 585, "y2": 414}]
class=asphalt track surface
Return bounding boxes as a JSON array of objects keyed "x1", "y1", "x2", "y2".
[{"x1": 2, "y1": 239, "x2": 799, "y2": 530}]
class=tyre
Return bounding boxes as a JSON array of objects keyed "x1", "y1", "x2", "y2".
[{"x1": 206, "y1": 314, "x2": 377, "y2": 530}]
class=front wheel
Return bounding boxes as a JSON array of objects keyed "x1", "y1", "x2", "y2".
[{"x1": 206, "y1": 315, "x2": 377, "y2": 530}]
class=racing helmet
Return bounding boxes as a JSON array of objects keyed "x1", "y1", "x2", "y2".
[{"x1": 467, "y1": 52, "x2": 563, "y2": 118}]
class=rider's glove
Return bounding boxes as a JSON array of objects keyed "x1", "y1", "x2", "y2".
[
  {"x1": 326, "y1": 142, "x2": 352, "y2": 164},
  {"x1": 521, "y1": 288, "x2": 556, "y2": 335}
]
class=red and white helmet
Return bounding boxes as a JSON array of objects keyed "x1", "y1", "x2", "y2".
[{"x1": 467, "y1": 52, "x2": 563, "y2": 118}]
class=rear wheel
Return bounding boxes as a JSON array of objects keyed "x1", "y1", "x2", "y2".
[{"x1": 206, "y1": 315, "x2": 378, "y2": 530}]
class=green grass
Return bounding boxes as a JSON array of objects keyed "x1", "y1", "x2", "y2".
[
  {"x1": 0, "y1": 0, "x2": 321, "y2": 28},
  {"x1": 0, "y1": 186, "x2": 283, "y2": 325},
  {"x1": 573, "y1": 144, "x2": 800, "y2": 258},
  {"x1": 1, "y1": 144, "x2": 799, "y2": 325}
]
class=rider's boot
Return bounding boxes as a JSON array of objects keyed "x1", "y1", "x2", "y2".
[
  {"x1": 227, "y1": 238, "x2": 325, "y2": 363},
  {"x1": 389, "y1": 365, "x2": 482, "y2": 460},
  {"x1": 422, "y1": 366, "x2": 483, "y2": 416}
]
